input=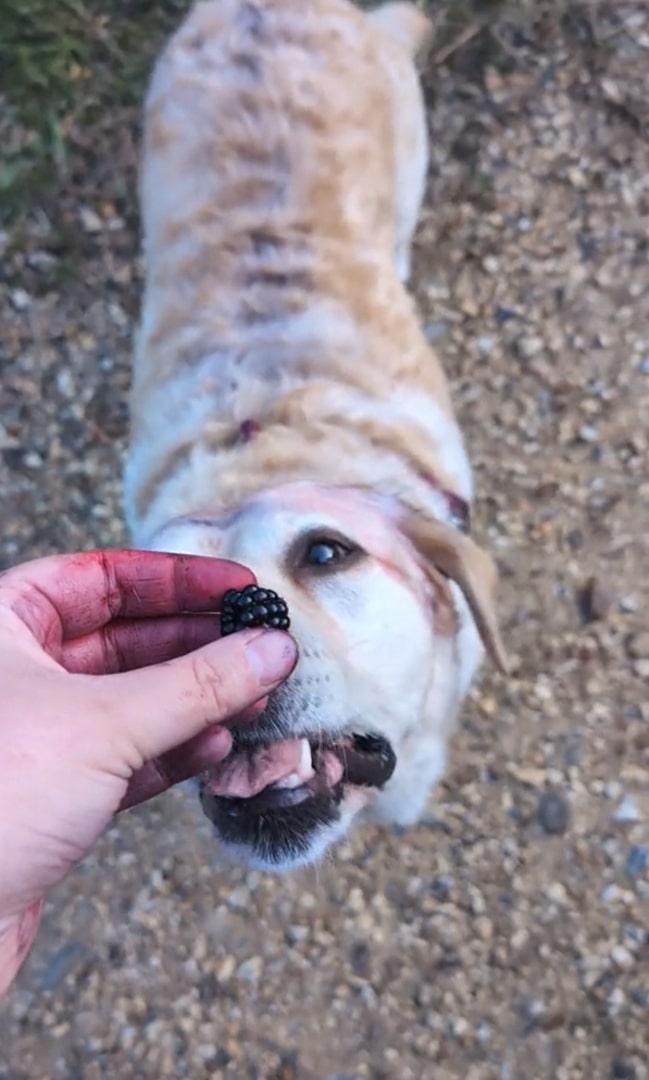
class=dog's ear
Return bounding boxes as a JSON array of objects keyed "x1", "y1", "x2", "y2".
[
  {"x1": 368, "y1": 3, "x2": 434, "y2": 63},
  {"x1": 402, "y1": 512, "x2": 508, "y2": 674}
]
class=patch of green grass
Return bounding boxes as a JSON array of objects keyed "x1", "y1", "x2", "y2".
[{"x1": 0, "y1": 0, "x2": 190, "y2": 220}]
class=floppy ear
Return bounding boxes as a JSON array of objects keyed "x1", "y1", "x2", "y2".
[
  {"x1": 368, "y1": 3, "x2": 434, "y2": 63},
  {"x1": 403, "y1": 512, "x2": 509, "y2": 674}
]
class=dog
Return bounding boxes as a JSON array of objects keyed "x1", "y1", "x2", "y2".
[{"x1": 124, "y1": 0, "x2": 507, "y2": 871}]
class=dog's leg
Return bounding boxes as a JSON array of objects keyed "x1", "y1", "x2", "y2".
[{"x1": 368, "y1": 3, "x2": 432, "y2": 281}]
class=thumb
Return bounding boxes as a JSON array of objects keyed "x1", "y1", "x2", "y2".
[{"x1": 94, "y1": 628, "x2": 297, "y2": 766}]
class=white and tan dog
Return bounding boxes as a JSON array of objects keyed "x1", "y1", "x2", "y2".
[{"x1": 124, "y1": 0, "x2": 507, "y2": 870}]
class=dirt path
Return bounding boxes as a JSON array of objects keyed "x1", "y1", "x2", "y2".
[{"x1": 1, "y1": 4, "x2": 648, "y2": 1078}]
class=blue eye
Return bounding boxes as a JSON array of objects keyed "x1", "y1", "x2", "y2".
[
  {"x1": 300, "y1": 536, "x2": 361, "y2": 571},
  {"x1": 306, "y1": 541, "x2": 342, "y2": 566}
]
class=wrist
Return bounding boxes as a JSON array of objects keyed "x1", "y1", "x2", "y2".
[{"x1": 0, "y1": 899, "x2": 43, "y2": 997}]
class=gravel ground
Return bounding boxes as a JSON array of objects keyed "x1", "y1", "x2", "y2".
[{"x1": 1, "y1": 4, "x2": 648, "y2": 1078}]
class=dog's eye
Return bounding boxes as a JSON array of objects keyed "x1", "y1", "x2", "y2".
[
  {"x1": 288, "y1": 531, "x2": 363, "y2": 575},
  {"x1": 304, "y1": 539, "x2": 351, "y2": 566},
  {"x1": 292, "y1": 533, "x2": 362, "y2": 573}
]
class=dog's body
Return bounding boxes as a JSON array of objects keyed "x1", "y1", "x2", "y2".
[{"x1": 125, "y1": 0, "x2": 505, "y2": 870}]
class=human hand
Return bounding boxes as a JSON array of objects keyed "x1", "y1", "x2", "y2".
[{"x1": 0, "y1": 549, "x2": 297, "y2": 993}]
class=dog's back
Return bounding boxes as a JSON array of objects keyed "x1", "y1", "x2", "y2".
[
  {"x1": 126, "y1": 0, "x2": 462, "y2": 549},
  {"x1": 138, "y1": 0, "x2": 431, "y2": 292}
]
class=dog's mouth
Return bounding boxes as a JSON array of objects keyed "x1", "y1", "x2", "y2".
[{"x1": 199, "y1": 732, "x2": 396, "y2": 866}]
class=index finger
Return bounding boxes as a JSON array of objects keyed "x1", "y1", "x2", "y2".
[{"x1": 0, "y1": 549, "x2": 255, "y2": 643}]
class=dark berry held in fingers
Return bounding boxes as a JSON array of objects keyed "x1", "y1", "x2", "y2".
[{"x1": 220, "y1": 585, "x2": 291, "y2": 636}]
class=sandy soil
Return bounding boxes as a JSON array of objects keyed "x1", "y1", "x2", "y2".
[{"x1": 1, "y1": 3, "x2": 648, "y2": 1078}]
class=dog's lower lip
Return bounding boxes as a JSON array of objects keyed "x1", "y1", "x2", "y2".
[{"x1": 208, "y1": 781, "x2": 320, "y2": 815}]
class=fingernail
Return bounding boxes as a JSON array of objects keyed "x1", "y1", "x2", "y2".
[{"x1": 246, "y1": 630, "x2": 297, "y2": 687}]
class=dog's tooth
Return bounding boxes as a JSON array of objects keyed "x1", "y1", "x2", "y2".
[
  {"x1": 272, "y1": 741, "x2": 314, "y2": 789},
  {"x1": 299, "y1": 738, "x2": 312, "y2": 773},
  {"x1": 274, "y1": 772, "x2": 302, "y2": 790}
]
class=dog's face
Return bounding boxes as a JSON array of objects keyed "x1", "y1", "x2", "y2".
[{"x1": 150, "y1": 483, "x2": 504, "y2": 870}]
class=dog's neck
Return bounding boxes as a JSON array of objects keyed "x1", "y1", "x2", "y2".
[{"x1": 237, "y1": 418, "x2": 471, "y2": 535}]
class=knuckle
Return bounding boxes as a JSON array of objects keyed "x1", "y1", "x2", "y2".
[
  {"x1": 100, "y1": 626, "x2": 128, "y2": 674},
  {"x1": 190, "y1": 651, "x2": 237, "y2": 716},
  {"x1": 96, "y1": 551, "x2": 125, "y2": 619}
]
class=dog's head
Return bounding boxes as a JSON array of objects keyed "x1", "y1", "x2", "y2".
[{"x1": 150, "y1": 482, "x2": 506, "y2": 870}]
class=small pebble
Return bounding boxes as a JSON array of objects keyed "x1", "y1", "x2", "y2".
[
  {"x1": 495, "y1": 306, "x2": 519, "y2": 324},
  {"x1": 625, "y1": 846, "x2": 648, "y2": 880},
  {"x1": 578, "y1": 576, "x2": 616, "y2": 622},
  {"x1": 613, "y1": 797, "x2": 641, "y2": 824},
  {"x1": 227, "y1": 886, "x2": 250, "y2": 909},
  {"x1": 236, "y1": 956, "x2": 263, "y2": 982},
  {"x1": 79, "y1": 206, "x2": 103, "y2": 232},
  {"x1": 39, "y1": 943, "x2": 90, "y2": 991},
  {"x1": 9, "y1": 288, "x2": 30, "y2": 311},
  {"x1": 611, "y1": 945, "x2": 634, "y2": 969},
  {"x1": 537, "y1": 791, "x2": 570, "y2": 835},
  {"x1": 429, "y1": 875, "x2": 452, "y2": 901},
  {"x1": 545, "y1": 881, "x2": 568, "y2": 906},
  {"x1": 620, "y1": 595, "x2": 638, "y2": 613},
  {"x1": 611, "y1": 1063, "x2": 637, "y2": 1080},
  {"x1": 26, "y1": 250, "x2": 57, "y2": 272}
]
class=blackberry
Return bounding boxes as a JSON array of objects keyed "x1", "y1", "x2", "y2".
[{"x1": 220, "y1": 584, "x2": 291, "y2": 636}]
